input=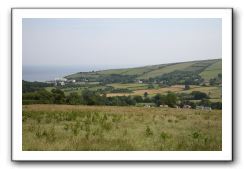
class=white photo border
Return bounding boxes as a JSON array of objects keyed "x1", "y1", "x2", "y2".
[{"x1": 11, "y1": 8, "x2": 233, "y2": 161}]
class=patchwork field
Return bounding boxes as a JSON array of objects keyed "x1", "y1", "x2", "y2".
[
  {"x1": 200, "y1": 60, "x2": 222, "y2": 81},
  {"x1": 65, "y1": 59, "x2": 221, "y2": 82},
  {"x1": 137, "y1": 62, "x2": 196, "y2": 80},
  {"x1": 23, "y1": 104, "x2": 222, "y2": 151},
  {"x1": 106, "y1": 85, "x2": 221, "y2": 99},
  {"x1": 107, "y1": 83, "x2": 149, "y2": 90}
]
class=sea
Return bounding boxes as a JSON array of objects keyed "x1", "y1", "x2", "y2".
[{"x1": 23, "y1": 65, "x2": 138, "y2": 82}]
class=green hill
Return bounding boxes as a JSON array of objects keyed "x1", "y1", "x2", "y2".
[{"x1": 65, "y1": 59, "x2": 222, "y2": 84}]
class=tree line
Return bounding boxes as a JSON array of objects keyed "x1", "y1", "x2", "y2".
[{"x1": 22, "y1": 88, "x2": 221, "y2": 109}]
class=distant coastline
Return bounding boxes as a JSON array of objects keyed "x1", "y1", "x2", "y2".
[
  {"x1": 23, "y1": 65, "x2": 142, "y2": 82},
  {"x1": 23, "y1": 58, "x2": 222, "y2": 82}
]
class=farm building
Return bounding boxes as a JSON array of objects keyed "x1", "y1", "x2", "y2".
[
  {"x1": 196, "y1": 106, "x2": 204, "y2": 110},
  {"x1": 67, "y1": 79, "x2": 76, "y2": 83},
  {"x1": 196, "y1": 106, "x2": 212, "y2": 111},
  {"x1": 183, "y1": 105, "x2": 191, "y2": 109},
  {"x1": 138, "y1": 80, "x2": 143, "y2": 84},
  {"x1": 136, "y1": 103, "x2": 155, "y2": 108},
  {"x1": 55, "y1": 77, "x2": 67, "y2": 82},
  {"x1": 204, "y1": 107, "x2": 212, "y2": 111}
]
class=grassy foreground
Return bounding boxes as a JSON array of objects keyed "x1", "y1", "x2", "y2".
[{"x1": 22, "y1": 104, "x2": 222, "y2": 151}]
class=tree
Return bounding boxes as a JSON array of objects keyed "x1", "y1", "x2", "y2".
[
  {"x1": 147, "y1": 84, "x2": 154, "y2": 89},
  {"x1": 51, "y1": 88, "x2": 65, "y2": 104},
  {"x1": 200, "y1": 99, "x2": 211, "y2": 107},
  {"x1": 144, "y1": 92, "x2": 148, "y2": 98},
  {"x1": 81, "y1": 89, "x2": 96, "y2": 105},
  {"x1": 191, "y1": 91, "x2": 209, "y2": 100},
  {"x1": 66, "y1": 92, "x2": 80, "y2": 105},
  {"x1": 133, "y1": 95, "x2": 143, "y2": 103},
  {"x1": 166, "y1": 92, "x2": 177, "y2": 107},
  {"x1": 184, "y1": 84, "x2": 190, "y2": 90},
  {"x1": 153, "y1": 94, "x2": 162, "y2": 106},
  {"x1": 211, "y1": 102, "x2": 222, "y2": 109},
  {"x1": 218, "y1": 73, "x2": 222, "y2": 79},
  {"x1": 37, "y1": 89, "x2": 53, "y2": 103},
  {"x1": 153, "y1": 94, "x2": 166, "y2": 107}
]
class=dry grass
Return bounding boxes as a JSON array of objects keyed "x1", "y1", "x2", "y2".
[
  {"x1": 106, "y1": 85, "x2": 184, "y2": 97},
  {"x1": 181, "y1": 86, "x2": 221, "y2": 99},
  {"x1": 106, "y1": 85, "x2": 221, "y2": 98},
  {"x1": 23, "y1": 104, "x2": 222, "y2": 151}
]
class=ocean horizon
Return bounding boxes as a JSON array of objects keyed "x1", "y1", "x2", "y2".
[{"x1": 22, "y1": 65, "x2": 141, "y2": 82}]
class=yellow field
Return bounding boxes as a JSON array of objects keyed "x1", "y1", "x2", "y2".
[
  {"x1": 106, "y1": 85, "x2": 184, "y2": 97},
  {"x1": 22, "y1": 104, "x2": 222, "y2": 151},
  {"x1": 181, "y1": 86, "x2": 221, "y2": 99},
  {"x1": 106, "y1": 85, "x2": 221, "y2": 99}
]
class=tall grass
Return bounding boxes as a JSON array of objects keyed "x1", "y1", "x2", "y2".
[{"x1": 22, "y1": 104, "x2": 222, "y2": 151}]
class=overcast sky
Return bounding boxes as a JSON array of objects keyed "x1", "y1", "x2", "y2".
[{"x1": 23, "y1": 18, "x2": 222, "y2": 67}]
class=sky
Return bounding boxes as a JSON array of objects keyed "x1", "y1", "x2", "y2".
[{"x1": 23, "y1": 18, "x2": 222, "y2": 67}]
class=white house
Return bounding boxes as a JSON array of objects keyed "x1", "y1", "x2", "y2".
[
  {"x1": 55, "y1": 77, "x2": 67, "y2": 82},
  {"x1": 196, "y1": 106, "x2": 204, "y2": 110},
  {"x1": 183, "y1": 105, "x2": 191, "y2": 109},
  {"x1": 138, "y1": 80, "x2": 143, "y2": 84}
]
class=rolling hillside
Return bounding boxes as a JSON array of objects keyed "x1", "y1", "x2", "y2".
[{"x1": 65, "y1": 59, "x2": 222, "y2": 83}]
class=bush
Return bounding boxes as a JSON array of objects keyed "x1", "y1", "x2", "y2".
[
  {"x1": 191, "y1": 91, "x2": 209, "y2": 100},
  {"x1": 160, "y1": 131, "x2": 168, "y2": 141},
  {"x1": 145, "y1": 126, "x2": 153, "y2": 136},
  {"x1": 66, "y1": 92, "x2": 81, "y2": 105}
]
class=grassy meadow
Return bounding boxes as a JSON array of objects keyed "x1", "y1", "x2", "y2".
[
  {"x1": 22, "y1": 59, "x2": 222, "y2": 151},
  {"x1": 23, "y1": 104, "x2": 222, "y2": 151}
]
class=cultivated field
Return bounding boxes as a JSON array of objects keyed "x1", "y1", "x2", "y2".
[
  {"x1": 65, "y1": 59, "x2": 221, "y2": 81},
  {"x1": 23, "y1": 104, "x2": 222, "y2": 151},
  {"x1": 106, "y1": 85, "x2": 221, "y2": 98}
]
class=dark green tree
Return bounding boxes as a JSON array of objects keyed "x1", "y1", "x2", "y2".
[
  {"x1": 51, "y1": 88, "x2": 65, "y2": 104},
  {"x1": 191, "y1": 91, "x2": 209, "y2": 100},
  {"x1": 144, "y1": 92, "x2": 148, "y2": 98},
  {"x1": 66, "y1": 92, "x2": 80, "y2": 105},
  {"x1": 184, "y1": 84, "x2": 190, "y2": 90},
  {"x1": 166, "y1": 92, "x2": 177, "y2": 107},
  {"x1": 133, "y1": 95, "x2": 143, "y2": 103}
]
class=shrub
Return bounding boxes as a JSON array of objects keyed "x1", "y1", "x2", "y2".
[
  {"x1": 145, "y1": 126, "x2": 153, "y2": 136},
  {"x1": 102, "y1": 121, "x2": 112, "y2": 131},
  {"x1": 45, "y1": 126, "x2": 56, "y2": 142},
  {"x1": 192, "y1": 132, "x2": 200, "y2": 139},
  {"x1": 63, "y1": 123, "x2": 69, "y2": 131},
  {"x1": 160, "y1": 131, "x2": 168, "y2": 142}
]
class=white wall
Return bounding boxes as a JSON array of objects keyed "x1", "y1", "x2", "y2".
[{"x1": 0, "y1": 0, "x2": 243, "y2": 168}]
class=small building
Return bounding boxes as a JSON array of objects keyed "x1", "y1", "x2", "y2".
[
  {"x1": 80, "y1": 81, "x2": 86, "y2": 84},
  {"x1": 183, "y1": 105, "x2": 191, "y2": 109},
  {"x1": 196, "y1": 106, "x2": 204, "y2": 110},
  {"x1": 160, "y1": 105, "x2": 168, "y2": 108},
  {"x1": 204, "y1": 107, "x2": 212, "y2": 111},
  {"x1": 80, "y1": 78, "x2": 88, "y2": 82},
  {"x1": 196, "y1": 106, "x2": 212, "y2": 111},
  {"x1": 67, "y1": 79, "x2": 76, "y2": 83},
  {"x1": 55, "y1": 77, "x2": 67, "y2": 82},
  {"x1": 60, "y1": 82, "x2": 65, "y2": 86},
  {"x1": 135, "y1": 103, "x2": 155, "y2": 107},
  {"x1": 138, "y1": 80, "x2": 143, "y2": 84}
]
